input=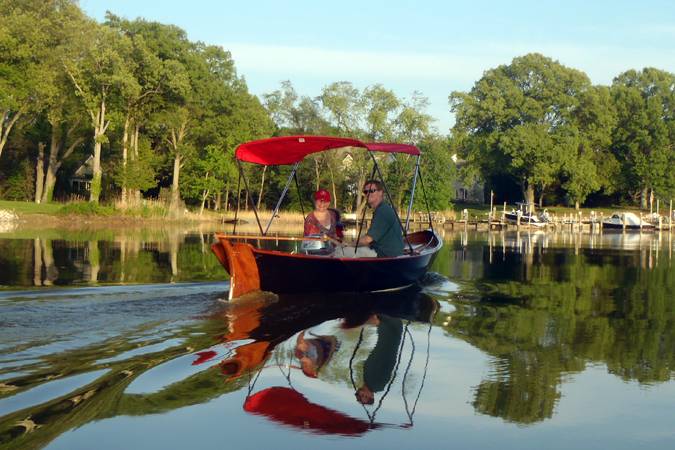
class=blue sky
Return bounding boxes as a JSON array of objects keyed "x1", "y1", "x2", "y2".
[{"x1": 80, "y1": 0, "x2": 675, "y2": 132}]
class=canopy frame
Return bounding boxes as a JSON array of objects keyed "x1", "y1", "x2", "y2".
[
  {"x1": 235, "y1": 135, "x2": 420, "y2": 166},
  {"x1": 229, "y1": 136, "x2": 433, "y2": 242}
]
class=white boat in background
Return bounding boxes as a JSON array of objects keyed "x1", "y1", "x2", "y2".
[
  {"x1": 503, "y1": 203, "x2": 551, "y2": 228},
  {"x1": 601, "y1": 212, "x2": 655, "y2": 231}
]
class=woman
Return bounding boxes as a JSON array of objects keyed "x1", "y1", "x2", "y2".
[
  {"x1": 294, "y1": 330, "x2": 339, "y2": 378},
  {"x1": 304, "y1": 189, "x2": 339, "y2": 240}
]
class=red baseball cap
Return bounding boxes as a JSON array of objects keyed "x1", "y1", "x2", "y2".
[{"x1": 314, "y1": 189, "x2": 331, "y2": 202}]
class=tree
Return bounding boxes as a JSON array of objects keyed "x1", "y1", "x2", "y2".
[
  {"x1": 263, "y1": 81, "x2": 328, "y2": 136},
  {"x1": 0, "y1": 0, "x2": 55, "y2": 160},
  {"x1": 388, "y1": 92, "x2": 436, "y2": 209},
  {"x1": 560, "y1": 86, "x2": 618, "y2": 208},
  {"x1": 414, "y1": 135, "x2": 455, "y2": 211},
  {"x1": 611, "y1": 68, "x2": 675, "y2": 206},
  {"x1": 362, "y1": 84, "x2": 400, "y2": 141},
  {"x1": 63, "y1": 22, "x2": 138, "y2": 203},
  {"x1": 450, "y1": 53, "x2": 594, "y2": 210},
  {"x1": 180, "y1": 145, "x2": 233, "y2": 214}
]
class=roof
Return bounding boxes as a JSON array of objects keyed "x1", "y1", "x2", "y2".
[
  {"x1": 235, "y1": 135, "x2": 420, "y2": 165},
  {"x1": 72, "y1": 155, "x2": 94, "y2": 178}
]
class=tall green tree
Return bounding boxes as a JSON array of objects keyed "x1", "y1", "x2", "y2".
[
  {"x1": 415, "y1": 135, "x2": 455, "y2": 211},
  {"x1": 611, "y1": 68, "x2": 675, "y2": 206},
  {"x1": 362, "y1": 84, "x2": 400, "y2": 141},
  {"x1": 188, "y1": 45, "x2": 273, "y2": 211},
  {"x1": 63, "y1": 22, "x2": 138, "y2": 203},
  {"x1": 0, "y1": 0, "x2": 80, "y2": 161},
  {"x1": 106, "y1": 14, "x2": 190, "y2": 206},
  {"x1": 450, "y1": 53, "x2": 595, "y2": 210},
  {"x1": 0, "y1": 0, "x2": 90, "y2": 202},
  {"x1": 561, "y1": 85, "x2": 619, "y2": 208},
  {"x1": 388, "y1": 92, "x2": 435, "y2": 209}
]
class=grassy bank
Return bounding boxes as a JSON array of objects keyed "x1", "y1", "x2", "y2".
[
  {"x1": 2, "y1": 199, "x2": 665, "y2": 224},
  {"x1": 0, "y1": 200, "x2": 63, "y2": 215},
  {"x1": 1, "y1": 199, "x2": 181, "y2": 218}
]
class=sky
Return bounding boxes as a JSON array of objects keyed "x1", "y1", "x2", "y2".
[{"x1": 79, "y1": 0, "x2": 675, "y2": 132}]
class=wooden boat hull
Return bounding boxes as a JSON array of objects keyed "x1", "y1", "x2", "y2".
[{"x1": 212, "y1": 230, "x2": 442, "y2": 299}]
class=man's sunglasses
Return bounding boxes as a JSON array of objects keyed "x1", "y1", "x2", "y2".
[{"x1": 362, "y1": 188, "x2": 380, "y2": 195}]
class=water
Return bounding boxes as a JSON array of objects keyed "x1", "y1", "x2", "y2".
[{"x1": 0, "y1": 226, "x2": 674, "y2": 449}]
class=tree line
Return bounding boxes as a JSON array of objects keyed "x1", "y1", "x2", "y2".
[
  {"x1": 1, "y1": 1, "x2": 672, "y2": 214},
  {"x1": 450, "y1": 53, "x2": 674, "y2": 209},
  {"x1": 0, "y1": 0, "x2": 451, "y2": 216}
]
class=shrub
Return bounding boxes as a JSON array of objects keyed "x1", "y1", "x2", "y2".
[{"x1": 58, "y1": 202, "x2": 115, "y2": 216}]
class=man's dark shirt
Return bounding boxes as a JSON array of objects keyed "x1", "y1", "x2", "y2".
[{"x1": 367, "y1": 202, "x2": 404, "y2": 257}]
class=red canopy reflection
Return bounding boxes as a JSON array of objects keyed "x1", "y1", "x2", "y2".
[{"x1": 244, "y1": 386, "x2": 374, "y2": 436}]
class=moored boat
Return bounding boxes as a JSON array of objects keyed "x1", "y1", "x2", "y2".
[
  {"x1": 503, "y1": 203, "x2": 550, "y2": 228},
  {"x1": 602, "y1": 212, "x2": 655, "y2": 231}
]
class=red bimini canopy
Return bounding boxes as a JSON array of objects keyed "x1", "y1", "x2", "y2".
[{"x1": 235, "y1": 135, "x2": 420, "y2": 165}]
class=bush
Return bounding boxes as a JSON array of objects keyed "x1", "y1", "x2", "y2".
[
  {"x1": 123, "y1": 203, "x2": 168, "y2": 218},
  {"x1": 58, "y1": 202, "x2": 115, "y2": 216}
]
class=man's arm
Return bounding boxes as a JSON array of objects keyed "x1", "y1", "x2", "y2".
[{"x1": 356, "y1": 234, "x2": 373, "y2": 247}]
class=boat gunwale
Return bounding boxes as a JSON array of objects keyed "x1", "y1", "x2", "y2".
[{"x1": 215, "y1": 230, "x2": 442, "y2": 262}]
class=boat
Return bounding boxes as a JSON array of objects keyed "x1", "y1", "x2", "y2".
[
  {"x1": 503, "y1": 202, "x2": 550, "y2": 228},
  {"x1": 211, "y1": 135, "x2": 443, "y2": 300},
  {"x1": 601, "y1": 212, "x2": 655, "y2": 231}
]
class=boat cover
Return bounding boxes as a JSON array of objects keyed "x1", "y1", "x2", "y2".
[{"x1": 236, "y1": 135, "x2": 420, "y2": 165}]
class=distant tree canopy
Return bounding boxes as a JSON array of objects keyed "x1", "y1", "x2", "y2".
[
  {"x1": 261, "y1": 80, "x2": 452, "y2": 212},
  {"x1": 450, "y1": 53, "x2": 674, "y2": 209},
  {"x1": 611, "y1": 68, "x2": 675, "y2": 206}
]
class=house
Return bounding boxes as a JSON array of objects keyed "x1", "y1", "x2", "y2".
[
  {"x1": 69, "y1": 155, "x2": 93, "y2": 193},
  {"x1": 452, "y1": 154, "x2": 484, "y2": 203}
]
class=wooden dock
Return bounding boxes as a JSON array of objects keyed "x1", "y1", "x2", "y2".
[{"x1": 411, "y1": 210, "x2": 674, "y2": 233}]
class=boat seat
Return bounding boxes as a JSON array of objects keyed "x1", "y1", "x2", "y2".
[{"x1": 404, "y1": 243, "x2": 427, "y2": 255}]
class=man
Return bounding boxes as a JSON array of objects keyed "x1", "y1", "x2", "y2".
[
  {"x1": 354, "y1": 314, "x2": 404, "y2": 405},
  {"x1": 354, "y1": 180, "x2": 404, "y2": 257}
]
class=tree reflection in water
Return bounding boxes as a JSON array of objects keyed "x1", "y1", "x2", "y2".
[{"x1": 437, "y1": 230, "x2": 674, "y2": 424}]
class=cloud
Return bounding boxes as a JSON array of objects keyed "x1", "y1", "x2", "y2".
[{"x1": 226, "y1": 43, "x2": 485, "y2": 84}]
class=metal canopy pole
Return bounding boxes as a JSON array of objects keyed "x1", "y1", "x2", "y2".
[
  {"x1": 416, "y1": 164, "x2": 434, "y2": 234},
  {"x1": 404, "y1": 155, "x2": 421, "y2": 232},
  {"x1": 237, "y1": 159, "x2": 264, "y2": 235},
  {"x1": 233, "y1": 170, "x2": 242, "y2": 234},
  {"x1": 264, "y1": 162, "x2": 300, "y2": 235},
  {"x1": 367, "y1": 151, "x2": 414, "y2": 254},
  {"x1": 293, "y1": 171, "x2": 306, "y2": 220},
  {"x1": 354, "y1": 163, "x2": 378, "y2": 255}
]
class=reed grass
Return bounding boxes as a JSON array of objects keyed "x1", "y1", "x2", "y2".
[
  {"x1": 113, "y1": 198, "x2": 170, "y2": 218},
  {"x1": 221, "y1": 209, "x2": 306, "y2": 225}
]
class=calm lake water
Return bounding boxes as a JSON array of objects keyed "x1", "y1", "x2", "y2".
[{"x1": 0, "y1": 225, "x2": 673, "y2": 449}]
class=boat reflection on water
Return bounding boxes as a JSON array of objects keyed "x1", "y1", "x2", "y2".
[{"x1": 199, "y1": 288, "x2": 439, "y2": 436}]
